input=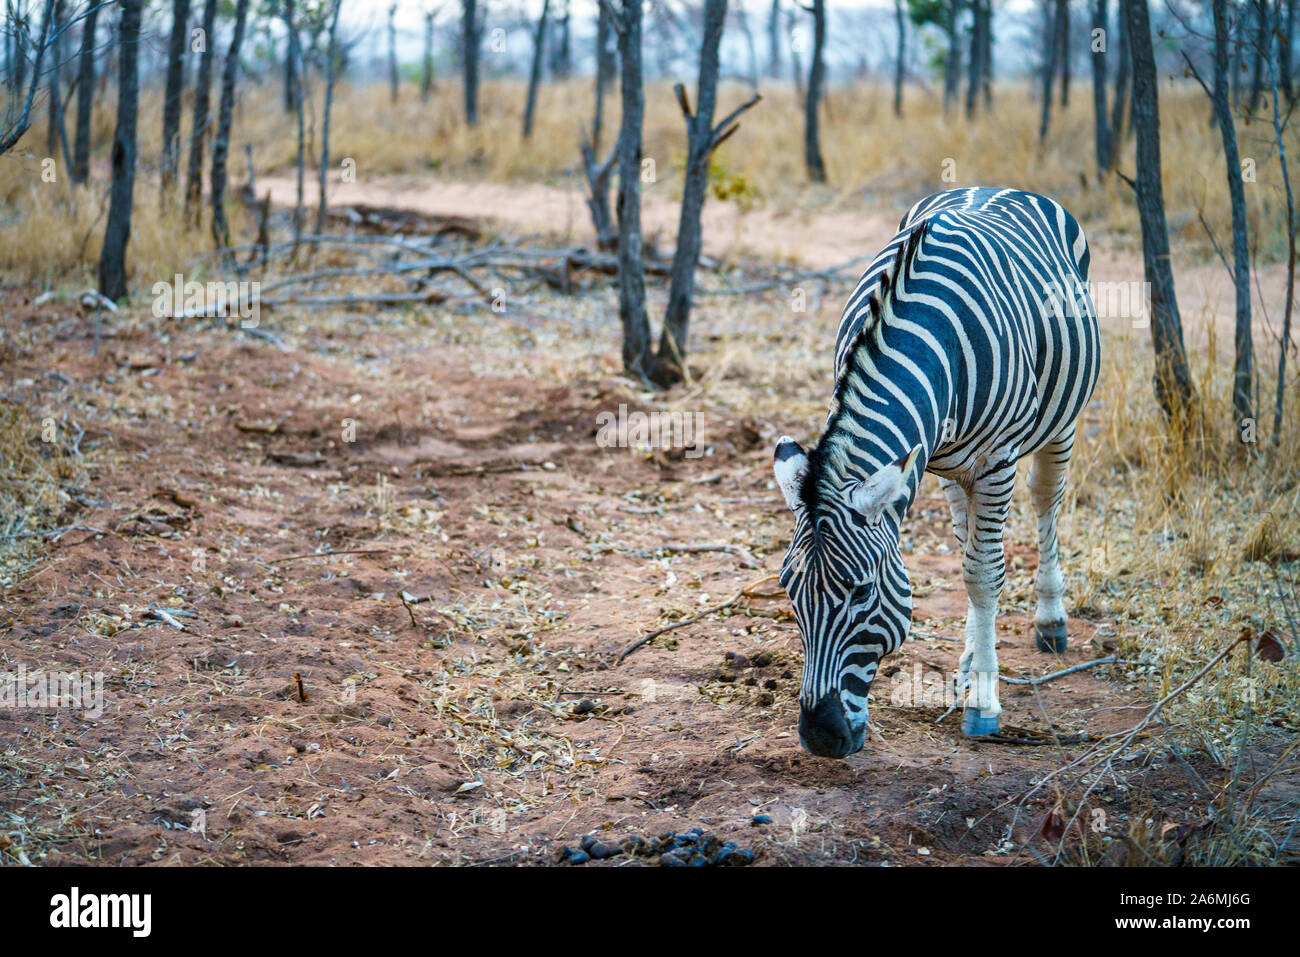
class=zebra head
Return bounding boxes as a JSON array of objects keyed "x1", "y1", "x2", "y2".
[{"x1": 773, "y1": 437, "x2": 920, "y2": 758}]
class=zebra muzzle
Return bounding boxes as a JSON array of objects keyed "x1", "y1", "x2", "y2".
[{"x1": 798, "y1": 694, "x2": 864, "y2": 759}]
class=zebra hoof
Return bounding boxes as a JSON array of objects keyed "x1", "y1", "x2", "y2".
[
  {"x1": 1035, "y1": 621, "x2": 1068, "y2": 654},
  {"x1": 961, "y1": 708, "x2": 1000, "y2": 737}
]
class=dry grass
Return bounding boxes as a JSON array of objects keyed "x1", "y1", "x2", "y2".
[
  {"x1": 2, "y1": 76, "x2": 1297, "y2": 283},
  {"x1": 0, "y1": 392, "x2": 92, "y2": 585}
]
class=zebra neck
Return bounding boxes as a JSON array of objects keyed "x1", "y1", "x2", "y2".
[{"x1": 823, "y1": 340, "x2": 951, "y2": 514}]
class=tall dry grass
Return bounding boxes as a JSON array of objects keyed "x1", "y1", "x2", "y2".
[{"x1": 1, "y1": 76, "x2": 1296, "y2": 285}]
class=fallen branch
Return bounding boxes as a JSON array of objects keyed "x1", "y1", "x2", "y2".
[
  {"x1": 265, "y1": 547, "x2": 406, "y2": 564},
  {"x1": 1010, "y1": 631, "x2": 1254, "y2": 853},
  {"x1": 147, "y1": 605, "x2": 188, "y2": 630},
  {"x1": 1000, "y1": 655, "x2": 1118, "y2": 686},
  {"x1": 1, "y1": 525, "x2": 108, "y2": 540},
  {"x1": 644, "y1": 542, "x2": 760, "y2": 568},
  {"x1": 616, "y1": 575, "x2": 779, "y2": 664}
]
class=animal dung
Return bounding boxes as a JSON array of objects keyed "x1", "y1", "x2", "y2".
[{"x1": 557, "y1": 829, "x2": 754, "y2": 867}]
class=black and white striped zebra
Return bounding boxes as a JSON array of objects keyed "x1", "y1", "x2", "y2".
[{"x1": 772, "y1": 187, "x2": 1100, "y2": 758}]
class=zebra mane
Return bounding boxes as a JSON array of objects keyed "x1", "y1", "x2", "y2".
[{"x1": 799, "y1": 221, "x2": 927, "y2": 519}]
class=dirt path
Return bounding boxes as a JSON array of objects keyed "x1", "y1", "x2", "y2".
[
  {"x1": 2, "y1": 283, "x2": 1200, "y2": 867},
  {"x1": 261, "y1": 172, "x2": 1294, "y2": 347}
]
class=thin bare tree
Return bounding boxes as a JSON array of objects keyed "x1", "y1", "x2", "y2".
[
  {"x1": 211, "y1": 0, "x2": 251, "y2": 249},
  {"x1": 1109, "y1": 0, "x2": 1129, "y2": 154},
  {"x1": 1121, "y1": 0, "x2": 1195, "y2": 416},
  {"x1": 893, "y1": 0, "x2": 905, "y2": 116},
  {"x1": 0, "y1": 0, "x2": 54, "y2": 156},
  {"x1": 804, "y1": 0, "x2": 825, "y2": 182},
  {"x1": 1267, "y1": 0, "x2": 1297, "y2": 443},
  {"x1": 161, "y1": 0, "x2": 191, "y2": 194},
  {"x1": 1090, "y1": 0, "x2": 1111, "y2": 175},
  {"x1": 421, "y1": 5, "x2": 435, "y2": 102},
  {"x1": 656, "y1": 0, "x2": 759, "y2": 384},
  {"x1": 184, "y1": 0, "x2": 218, "y2": 221},
  {"x1": 461, "y1": 0, "x2": 479, "y2": 125},
  {"x1": 522, "y1": 0, "x2": 549, "y2": 138},
  {"x1": 387, "y1": 3, "x2": 398, "y2": 103},
  {"x1": 98, "y1": 0, "x2": 143, "y2": 300},
  {"x1": 70, "y1": 0, "x2": 97, "y2": 183},
  {"x1": 318, "y1": 0, "x2": 343, "y2": 234}
]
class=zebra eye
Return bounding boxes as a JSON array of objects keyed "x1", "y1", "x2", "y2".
[{"x1": 850, "y1": 583, "x2": 877, "y2": 605}]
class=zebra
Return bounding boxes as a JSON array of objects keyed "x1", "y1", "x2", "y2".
[{"x1": 772, "y1": 187, "x2": 1100, "y2": 758}]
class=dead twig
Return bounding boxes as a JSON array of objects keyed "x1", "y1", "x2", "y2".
[
  {"x1": 616, "y1": 575, "x2": 780, "y2": 664},
  {"x1": 265, "y1": 547, "x2": 406, "y2": 564},
  {"x1": 999, "y1": 655, "x2": 1119, "y2": 685}
]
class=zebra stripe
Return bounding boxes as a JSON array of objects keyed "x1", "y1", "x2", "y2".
[{"x1": 775, "y1": 187, "x2": 1100, "y2": 758}]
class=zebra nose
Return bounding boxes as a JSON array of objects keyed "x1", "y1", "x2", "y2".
[{"x1": 799, "y1": 694, "x2": 856, "y2": 758}]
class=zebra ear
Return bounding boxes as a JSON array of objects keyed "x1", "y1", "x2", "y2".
[
  {"x1": 846, "y1": 445, "x2": 922, "y2": 521},
  {"x1": 773, "y1": 436, "x2": 808, "y2": 512}
]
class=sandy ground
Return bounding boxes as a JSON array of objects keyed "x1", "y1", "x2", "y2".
[{"x1": 0, "y1": 275, "x2": 1258, "y2": 867}]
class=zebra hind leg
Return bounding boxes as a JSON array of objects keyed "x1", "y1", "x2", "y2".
[{"x1": 1028, "y1": 429, "x2": 1075, "y2": 654}]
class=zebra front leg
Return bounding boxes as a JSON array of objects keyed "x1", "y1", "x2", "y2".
[
  {"x1": 1028, "y1": 430, "x2": 1074, "y2": 654},
  {"x1": 959, "y1": 460, "x2": 1016, "y2": 736}
]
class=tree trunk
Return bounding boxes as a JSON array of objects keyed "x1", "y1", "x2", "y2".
[
  {"x1": 1058, "y1": 0, "x2": 1071, "y2": 107},
  {"x1": 768, "y1": 0, "x2": 781, "y2": 78},
  {"x1": 1109, "y1": 0, "x2": 1129, "y2": 153},
  {"x1": 185, "y1": 0, "x2": 218, "y2": 220},
  {"x1": 804, "y1": 0, "x2": 826, "y2": 182},
  {"x1": 1268, "y1": 0, "x2": 1297, "y2": 443},
  {"x1": 161, "y1": 0, "x2": 191, "y2": 194},
  {"x1": 421, "y1": 10, "x2": 434, "y2": 102},
  {"x1": 46, "y1": 0, "x2": 71, "y2": 175},
  {"x1": 210, "y1": 0, "x2": 250, "y2": 249},
  {"x1": 1248, "y1": 0, "x2": 1267, "y2": 114},
  {"x1": 290, "y1": 0, "x2": 305, "y2": 244},
  {"x1": 552, "y1": 0, "x2": 571, "y2": 78},
  {"x1": 1090, "y1": 0, "x2": 1112, "y2": 175},
  {"x1": 13, "y1": 0, "x2": 27, "y2": 99},
  {"x1": 522, "y1": 0, "x2": 549, "y2": 139},
  {"x1": 944, "y1": 0, "x2": 960, "y2": 114},
  {"x1": 462, "y1": 0, "x2": 479, "y2": 125},
  {"x1": 614, "y1": 0, "x2": 653, "y2": 380},
  {"x1": 657, "y1": 0, "x2": 728, "y2": 386},
  {"x1": 98, "y1": 0, "x2": 143, "y2": 301},
  {"x1": 966, "y1": 0, "x2": 983, "y2": 119},
  {"x1": 318, "y1": 0, "x2": 342, "y2": 234},
  {"x1": 1040, "y1": 0, "x2": 1059, "y2": 140},
  {"x1": 736, "y1": 0, "x2": 760, "y2": 90},
  {"x1": 387, "y1": 3, "x2": 398, "y2": 103},
  {"x1": 977, "y1": 0, "x2": 987, "y2": 107},
  {"x1": 1283, "y1": 0, "x2": 1295, "y2": 103},
  {"x1": 894, "y1": 0, "x2": 905, "y2": 116},
  {"x1": 1209, "y1": 0, "x2": 1254, "y2": 435},
  {"x1": 71, "y1": 0, "x2": 97, "y2": 183},
  {"x1": 789, "y1": 6, "x2": 803, "y2": 97},
  {"x1": 1122, "y1": 0, "x2": 1195, "y2": 416},
  {"x1": 283, "y1": 0, "x2": 297, "y2": 112}
]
